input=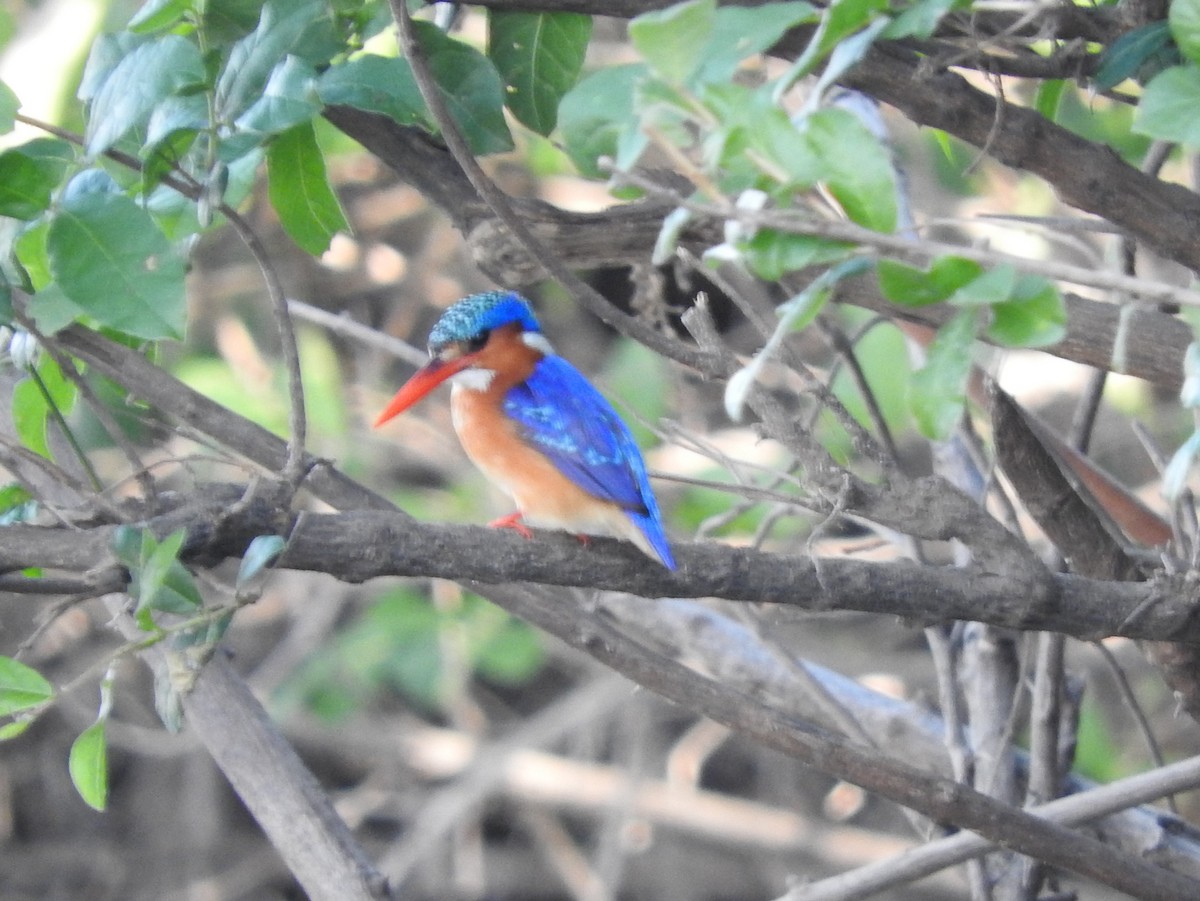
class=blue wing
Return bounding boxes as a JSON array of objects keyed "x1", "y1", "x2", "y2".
[{"x1": 503, "y1": 356, "x2": 673, "y2": 564}]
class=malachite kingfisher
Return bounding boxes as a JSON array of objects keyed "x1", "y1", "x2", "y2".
[{"x1": 375, "y1": 291, "x2": 676, "y2": 569}]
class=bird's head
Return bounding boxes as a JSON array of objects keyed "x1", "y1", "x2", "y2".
[{"x1": 374, "y1": 291, "x2": 553, "y2": 427}]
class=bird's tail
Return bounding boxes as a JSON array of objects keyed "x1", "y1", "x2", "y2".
[{"x1": 629, "y1": 511, "x2": 676, "y2": 570}]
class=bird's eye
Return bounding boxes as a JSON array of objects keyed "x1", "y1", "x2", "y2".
[{"x1": 466, "y1": 330, "x2": 490, "y2": 353}]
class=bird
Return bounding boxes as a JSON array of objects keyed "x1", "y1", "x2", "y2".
[{"x1": 374, "y1": 291, "x2": 676, "y2": 569}]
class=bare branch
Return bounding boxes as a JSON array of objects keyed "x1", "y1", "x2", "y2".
[{"x1": 5, "y1": 503, "x2": 1198, "y2": 645}]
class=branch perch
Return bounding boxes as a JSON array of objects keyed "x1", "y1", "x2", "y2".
[{"x1": 5, "y1": 503, "x2": 1198, "y2": 645}]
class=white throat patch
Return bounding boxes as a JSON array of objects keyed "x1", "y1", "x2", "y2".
[{"x1": 450, "y1": 368, "x2": 496, "y2": 392}]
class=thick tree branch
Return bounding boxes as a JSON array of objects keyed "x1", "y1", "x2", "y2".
[
  {"x1": 483, "y1": 584, "x2": 1200, "y2": 900},
  {"x1": 6, "y1": 504, "x2": 1198, "y2": 645},
  {"x1": 181, "y1": 654, "x2": 390, "y2": 900}
]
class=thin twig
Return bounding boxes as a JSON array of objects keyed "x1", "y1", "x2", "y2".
[
  {"x1": 286, "y1": 299, "x2": 428, "y2": 366},
  {"x1": 785, "y1": 752, "x2": 1200, "y2": 901},
  {"x1": 0, "y1": 431, "x2": 122, "y2": 521},
  {"x1": 816, "y1": 314, "x2": 900, "y2": 463},
  {"x1": 687, "y1": 251, "x2": 893, "y2": 472},
  {"x1": 611, "y1": 168, "x2": 1200, "y2": 310},
  {"x1": 18, "y1": 313, "x2": 154, "y2": 499},
  {"x1": 1091, "y1": 640, "x2": 1177, "y2": 814},
  {"x1": 220, "y1": 213, "x2": 308, "y2": 486}
]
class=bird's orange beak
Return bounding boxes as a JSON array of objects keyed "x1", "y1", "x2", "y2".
[{"x1": 374, "y1": 356, "x2": 471, "y2": 427}]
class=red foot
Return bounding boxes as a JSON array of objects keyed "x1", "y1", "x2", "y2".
[{"x1": 488, "y1": 511, "x2": 533, "y2": 539}]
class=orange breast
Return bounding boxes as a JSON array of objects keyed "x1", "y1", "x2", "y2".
[{"x1": 452, "y1": 386, "x2": 589, "y2": 518}]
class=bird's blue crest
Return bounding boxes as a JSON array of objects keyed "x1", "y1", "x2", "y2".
[{"x1": 429, "y1": 291, "x2": 541, "y2": 350}]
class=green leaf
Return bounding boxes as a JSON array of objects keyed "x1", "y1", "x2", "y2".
[
  {"x1": 78, "y1": 32, "x2": 146, "y2": 103},
  {"x1": 819, "y1": 0, "x2": 890, "y2": 54},
  {"x1": 558, "y1": 63, "x2": 645, "y2": 177},
  {"x1": 237, "y1": 534, "x2": 286, "y2": 586},
  {"x1": 637, "y1": 74, "x2": 694, "y2": 118},
  {"x1": 267, "y1": 122, "x2": 349, "y2": 255},
  {"x1": 143, "y1": 94, "x2": 207, "y2": 155},
  {"x1": 316, "y1": 54, "x2": 428, "y2": 125},
  {"x1": 805, "y1": 16, "x2": 889, "y2": 107},
  {"x1": 0, "y1": 79, "x2": 19, "y2": 134},
  {"x1": 488, "y1": 11, "x2": 592, "y2": 135},
  {"x1": 696, "y1": 2, "x2": 817, "y2": 84},
  {"x1": 0, "y1": 656, "x2": 54, "y2": 716},
  {"x1": 16, "y1": 136, "x2": 75, "y2": 170},
  {"x1": 47, "y1": 189, "x2": 188, "y2": 340},
  {"x1": 829, "y1": 312, "x2": 912, "y2": 439},
  {"x1": 14, "y1": 219, "x2": 51, "y2": 292},
  {"x1": 199, "y1": 0, "x2": 264, "y2": 44},
  {"x1": 139, "y1": 529, "x2": 197, "y2": 613},
  {"x1": 801, "y1": 107, "x2": 897, "y2": 231},
  {"x1": 0, "y1": 146, "x2": 65, "y2": 219},
  {"x1": 111, "y1": 524, "x2": 143, "y2": 567},
  {"x1": 884, "y1": 0, "x2": 960, "y2": 39},
  {"x1": 136, "y1": 528, "x2": 176, "y2": 600},
  {"x1": 129, "y1": 0, "x2": 195, "y2": 34},
  {"x1": 1033, "y1": 79, "x2": 1068, "y2": 120},
  {"x1": 117, "y1": 526, "x2": 203, "y2": 616},
  {"x1": 778, "y1": 281, "x2": 832, "y2": 334},
  {"x1": 84, "y1": 34, "x2": 206, "y2": 155},
  {"x1": 910, "y1": 308, "x2": 977, "y2": 439},
  {"x1": 1134, "y1": 64, "x2": 1200, "y2": 144},
  {"x1": 630, "y1": 0, "x2": 716, "y2": 84},
  {"x1": 1172, "y1": 0, "x2": 1200, "y2": 65},
  {"x1": 0, "y1": 483, "x2": 34, "y2": 524},
  {"x1": 878, "y1": 256, "x2": 984, "y2": 307},
  {"x1": 215, "y1": 0, "x2": 339, "y2": 122},
  {"x1": 0, "y1": 275, "x2": 12, "y2": 325},
  {"x1": 154, "y1": 560, "x2": 204, "y2": 614},
  {"x1": 0, "y1": 720, "x2": 32, "y2": 741},
  {"x1": 700, "y1": 82, "x2": 803, "y2": 185},
  {"x1": 780, "y1": 0, "x2": 889, "y2": 86},
  {"x1": 741, "y1": 230, "x2": 854, "y2": 280},
  {"x1": 1095, "y1": 22, "x2": 1175, "y2": 91},
  {"x1": 949, "y1": 263, "x2": 1017, "y2": 307},
  {"x1": 12, "y1": 354, "x2": 76, "y2": 459},
  {"x1": 27, "y1": 285, "x2": 87, "y2": 337},
  {"x1": 69, "y1": 721, "x2": 108, "y2": 811},
  {"x1": 236, "y1": 55, "x2": 321, "y2": 135},
  {"x1": 986, "y1": 276, "x2": 1065, "y2": 347},
  {"x1": 414, "y1": 21, "x2": 514, "y2": 155}
]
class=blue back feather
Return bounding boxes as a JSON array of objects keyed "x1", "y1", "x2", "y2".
[{"x1": 503, "y1": 356, "x2": 674, "y2": 568}]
